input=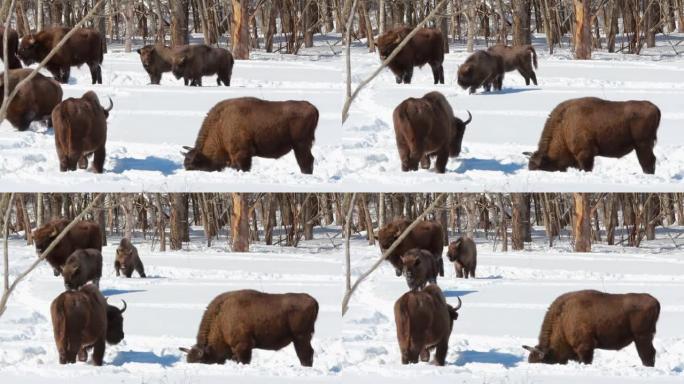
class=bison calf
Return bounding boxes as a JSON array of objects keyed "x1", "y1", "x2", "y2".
[
  {"x1": 526, "y1": 97, "x2": 661, "y2": 174},
  {"x1": 0, "y1": 26, "x2": 22, "y2": 69},
  {"x1": 171, "y1": 44, "x2": 233, "y2": 86},
  {"x1": 457, "y1": 50, "x2": 504, "y2": 94},
  {"x1": 394, "y1": 285, "x2": 461, "y2": 365},
  {"x1": 182, "y1": 97, "x2": 318, "y2": 174},
  {"x1": 523, "y1": 290, "x2": 660, "y2": 366},
  {"x1": 487, "y1": 45, "x2": 538, "y2": 86},
  {"x1": 52, "y1": 91, "x2": 112, "y2": 173},
  {"x1": 0, "y1": 68, "x2": 62, "y2": 131},
  {"x1": 401, "y1": 248, "x2": 440, "y2": 291},
  {"x1": 447, "y1": 237, "x2": 477, "y2": 278},
  {"x1": 115, "y1": 238, "x2": 146, "y2": 278},
  {"x1": 62, "y1": 249, "x2": 103, "y2": 290},
  {"x1": 375, "y1": 27, "x2": 444, "y2": 84},
  {"x1": 137, "y1": 44, "x2": 175, "y2": 84},
  {"x1": 377, "y1": 218, "x2": 445, "y2": 278},
  {"x1": 393, "y1": 91, "x2": 471, "y2": 173},
  {"x1": 50, "y1": 285, "x2": 127, "y2": 365},
  {"x1": 32, "y1": 218, "x2": 102, "y2": 276},
  {"x1": 180, "y1": 290, "x2": 318, "y2": 366}
]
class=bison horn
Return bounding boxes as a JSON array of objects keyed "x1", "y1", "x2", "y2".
[
  {"x1": 522, "y1": 345, "x2": 544, "y2": 357},
  {"x1": 179, "y1": 347, "x2": 190, "y2": 354},
  {"x1": 522, "y1": 151, "x2": 533, "y2": 158},
  {"x1": 182, "y1": 146, "x2": 193, "y2": 150},
  {"x1": 453, "y1": 296, "x2": 462, "y2": 311},
  {"x1": 119, "y1": 299, "x2": 127, "y2": 314},
  {"x1": 105, "y1": 97, "x2": 113, "y2": 112},
  {"x1": 463, "y1": 111, "x2": 472, "y2": 126}
]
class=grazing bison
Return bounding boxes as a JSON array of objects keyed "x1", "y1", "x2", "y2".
[
  {"x1": 401, "y1": 248, "x2": 440, "y2": 291},
  {"x1": 115, "y1": 238, "x2": 146, "y2": 278},
  {"x1": 393, "y1": 91, "x2": 471, "y2": 173},
  {"x1": 394, "y1": 285, "x2": 461, "y2": 365},
  {"x1": 32, "y1": 218, "x2": 102, "y2": 276},
  {"x1": 377, "y1": 218, "x2": 445, "y2": 277},
  {"x1": 447, "y1": 237, "x2": 477, "y2": 278},
  {"x1": 457, "y1": 50, "x2": 504, "y2": 94},
  {"x1": 0, "y1": 68, "x2": 62, "y2": 131},
  {"x1": 182, "y1": 97, "x2": 318, "y2": 174},
  {"x1": 136, "y1": 44, "x2": 175, "y2": 84},
  {"x1": 487, "y1": 45, "x2": 538, "y2": 86},
  {"x1": 375, "y1": 27, "x2": 444, "y2": 84},
  {"x1": 526, "y1": 97, "x2": 661, "y2": 174},
  {"x1": 171, "y1": 44, "x2": 233, "y2": 86},
  {"x1": 50, "y1": 284, "x2": 127, "y2": 365},
  {"x1": 62, "y1": 249, "x2": 103, "y2": 290},
  {"x1": 0, "y1": 26, "x2": 22, "y2": 69},
  {"x1": 523, "y1": 290, "x2": 660, "y2": 366},
  {"x1": 179, "y1": 290, "x2": 318, "y2": 366},
  {"x1": 18, "y1": 27, "x2": 105, "y2": 84},
  {"x1": 52, "y1": 91, "x2": 112, "y2": 173}
]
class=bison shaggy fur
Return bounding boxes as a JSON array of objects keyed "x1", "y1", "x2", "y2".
[
  {"x1": 393, "y1": 91, "x2": 471, "y2": 173},
  {"x1": 457, "y1": 50, "x2": 505, "y2": 94},
  {"x1": 115, "y1": 238, "x2": 146, "y2": 278},
  {"x1": 527, "y1": 97, "x2": 661, "y2": 174},
  {"x1": 377, "y1": 218, "x2": 445, "y2": 277},
  {"x1": 182, "y1": 97, "x2": 319, "y2": 174},
  {"x1": 375, "y1": 27, "x2": 444, "y2": 84},
  {"x1": 523, "y1": 290, "x2": 660, "y2": 366},
  {"x1": 180, "y1": 289, "x2": 319, "y2": 366},
  {"x1": 0, "y1": 26, "x2": 22, "y2": 69},
  {"x1": 62, "y1": 249, "x2": 103, "y2": 290},
  {"x1": 137, "y1": 44, "x2": 175, "y2": 84},
  {"x1": 32, "y1": 218, "x2": 102, "y2": 276},
  {"x1": 447, "y1": 237, "x2": 477, "y2": 278},
  {"x1": 401, "y1": 248, "x2": 440, "y2": 291},
  {"x1": 487, "y1": 44, "x2": 538, "y2": 85},
  {"x1": 171, "y1": 44, "x2": 233, "y2": 86},
  {"x1": 0, "y1": 68, "x2": 62, "y2": 131}
]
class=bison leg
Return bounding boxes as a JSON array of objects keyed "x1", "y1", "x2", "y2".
[
  {"x1": 78, "y1": 156, "x2": 88, "y2": 170},
  {"x1": 59, "y1": 153, "x2": 79, "y2": 172},
  {"x1": 395, "y1": 74, "x2": 403, "y2": 84},
  {"x1": 91, "y1": 338, "x2": 105, "y2": 366},
  {"x1": 438, "y1": 64, "x2": 445, "y2": 84},
  {"x1": 454, "y1": 261, "x2": 464, "y2": 278},
  {"x1": 61, "y1": 67, "x2": 71, "y2": 84},
  {"x1": 634, "y1": 334, "x2": 656, "y2": 367},
  {"x1": 92, "y1": 146, "x2": 106, "y2": 174},
  {"x1": 469, "y1": 85, "x2": 478, "y2": 94},
  {"x1": 233, "y1": 342, "x2": 253, "y2": 365},
  {"x1": 635, "y1": 144, "x2": 656, "y2": 174},
  {"x1": 294, "y1": 145, "x2": 315, "y2": 174},
  {"x1": 78, "y1": 347, "x2": 88, "y2": 362},
  {"x1": 114, "y1": 260, "x2": 121, "y2": 276},
  {"x1": 574, "y1": 341, "x2": 595, "y2": 365},
  {"x1": 434, "y1": 148, "x2": 449, "y2": 173},
  {"x1": 231, "y1": 152, "x2": 253, "y2": 172},
  {"x1": 150, "y1": 73, "x2": 162, "y2": 85},
  {"x1": 88, "y1": 63, "x2": 100, "y2": 84},
  {"x1": 518, "y1": 69, "x2": 531, "y2": 86},
  {"x1": 530, "y1": 71, "x2": 538, "y2": 86},
  {"x1": 438, "y1": 257, "x2": 444, "y2": 277},
  {"x1": 183, "y1": 78, "x2": 189, "y2": 86},
  {"x1": 432, "y1": 339, "x2": 449, "y2": 366},
  {"x1": 430, "y1": 63, "x2": 443, "y2": 85},
  {"x1": 402, "y1": 67, "x2": 413, "y2": 84},
  {"x1": 420, "y1": 348, "x2": 430, "y2": 362},
  {"x1": 136, "y1": 261, "x2": 147, "y2": 278},
  {"x1": 124, "y1": 268, "x2": 133, "y2": 278},
  {"x1": 575, "y1": 150, "x2": 596, "y2": 172},
  {"x1": 420, "y1": 155, "x2": 431, "y2": 170},
  {"x1": 293, "y1": 334, "x2": 315, "y2": 367}
]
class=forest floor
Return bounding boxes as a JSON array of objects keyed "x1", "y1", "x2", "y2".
[{"x1": 342, "y1": 33, "x2": 684, "y2": 191}]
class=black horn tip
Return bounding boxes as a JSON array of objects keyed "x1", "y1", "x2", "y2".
[
  {"x1": 119, "y1": 299, "x2": 127, "y2": 313},
  {"x1": 463, "y1": 110, "x2": 472, "y2": 125}
]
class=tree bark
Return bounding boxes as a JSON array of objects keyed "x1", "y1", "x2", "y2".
[
  {"x1": 231, "y1": 0, "x2": 250, "y2": 59},
  {"x1": 231, "y1": 193, "x2": 249, "y2": 252},
  {"x1": 171, "y1": 0, "x2": 190, "y2": 46},
  {"x1": 511, "y1": 193, "x2": 526, "y2": 250},
  {"x1": 573, "y1": 193, "x2": 591, "y2": 252},
  {"x1": 512, "y1": 0, "x2": 531, "y2": 46},
  {"x1": 573, "y1": 0, "x2": 592, "y2": 59},
  {"x1": 170, "y1": 193, "x2": 186, "y2": 250}
]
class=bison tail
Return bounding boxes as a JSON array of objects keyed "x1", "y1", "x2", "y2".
[{"x1": 529, "y1": 46, "x2": 538, "y2": 69}]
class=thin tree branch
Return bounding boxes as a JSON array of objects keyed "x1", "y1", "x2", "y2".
[{"x1": 2, "y1": 193, "x2": 15, "y2": 294}]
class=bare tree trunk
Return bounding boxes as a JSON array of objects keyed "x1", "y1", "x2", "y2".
[
  {"x1": 512, "y1": 0, "x2": 531, "y2": 45},
  {"x1": 122, "y1": 194, "x2": 135, "y2": 239},
  {"x1": 573, "y1": 193, "x2": 591, "y2": 252},
  {"x1": 171, "y1": 0, "x2": 190, "y2": 46},
  {"x1": 465, "y1": 3, "x2": 477, "y2": 52},
  {"x1": 511, "y1": 194, "x2": 526, "y2": 250},
  {"x1": 231, "y1": 193, "x2": 249, "y2": 252},
  {"x1": 573, "y1": 0, "x2": 591, "y2": 59},
  {"x1": 123, "y1": 0, "x2": 136, "y2": 52},
  {"x1": 170, "y1": 194, "x2": 185, "y2": 250},
  {"x1": 155, "y1": 194, "x2": 166, "y2": 251},
  {"x1": 231, "y1": 0, "x2": 250, "y2": 59}
]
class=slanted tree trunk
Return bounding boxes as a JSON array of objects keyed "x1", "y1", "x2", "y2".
[
  {"x1": 573, "y1": 0, "x2": 592, "y2": 59},
  {"x1": 573, "y1": 193, "x2": 591, "y2": 252},
  {"x1": 231, "y1": 193, "x2": 249, "y2": 252}
]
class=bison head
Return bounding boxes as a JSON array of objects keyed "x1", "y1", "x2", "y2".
[
  {"x1": 179, "y1": 345, "x2": 218, "y2": 364},
  {"x1": 116, "y1": 244, "x2": 134, "y2": 269},
  {"x1": 450, "y1": 111, "x2": 472, "y2": 157},
  {"x1": 17, "y1": 35, "x2": 40, "y2": 66},
  {"x1": 522, "y1": 345, "x2": 554, "y2": 364},
  {"x1": 456, "y1": 64, "x2": 475, "y2": 89},
  {"x1": 447, "y1": 239, "x2": 464, "y2": 262},
  {"x1": 181, "y1": 146, "x2": 224, "y2": 172},
  {"x1": 400, "y1": 249, "x2": 433, "y2": 291},
  {"x1": 62, "y1": 252, "x2": 88, "y2": 290},
  {"x1": 105, "y1": 299, "x2": 126, "y2": 344},
  {"x1": 375, "y1": 28, "x2": 408, "y2": 61},
  {"x1": 137, "y1": 46, "x2": 156, "y2": 70},
  {"x1": 447, "y1": 296, "x2": 462, "y2": 323},
  {"x1": 171, "y1": 55, "x2": 188, "y2": 80},
  {"x1": 526, "y1": 151, "x2": 559, "y2": 172}
]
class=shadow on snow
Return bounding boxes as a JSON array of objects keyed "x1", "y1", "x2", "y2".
[
  {"x1": 452, "y1": 349, "x2": 523, "y2": 368},
  {"x1": 111, "y1": 350, "x2": 180, "y2": 367},
  {"x1": 453, "y1": 158, "x2": 525, "y2": 174},
  {"x1": 111, "y1": 156, "x2": 180, "y2": 175},
  {"x1": 101, "y1": 288, "x2": 147, "y2": 296}
]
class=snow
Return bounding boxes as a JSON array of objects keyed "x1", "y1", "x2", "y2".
[{"x1": 342, "y1": 227, "x2": 684, "y2": 383}]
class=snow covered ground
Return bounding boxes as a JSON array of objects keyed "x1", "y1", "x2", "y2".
[
  {"x1": 0, "y1": 36, "x2": 343, "y2": 192},
  {"x1": 342, "y1": 227, "x2": 684, "y2": 383},
  {"x1": 0, "y1": 228, "x2": 343, "y2": 383},
  {"x1": 343, "y1": 35, "x2": 684, "y2": 191}
]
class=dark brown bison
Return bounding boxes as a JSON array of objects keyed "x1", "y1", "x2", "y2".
[
  {"x1": 487, "y1": 44, "x2": 538, "y2": 86},
  {"x1": 179, "y1": 290, "x2": 318, "y2": 366},
  {"x1": 52, "y1": 91, "x2": 112, "y2": 173},
  {"x1": 526, "y1": 97, "x2": 661, "y2": 174},
  {"x1": 62, "y1": 249, "x2": 103, "y2": 290},
  {"x1": 32, "y1": 218, "x2": 102, "y2": 276},
  {"x1": 171, "y1": 44, "x2": 233, "y2": 86},
  {"x1": 18, "y1": 27, "x2": 105, "y2": 84},
  {"x1": 377, "y1": 218, "x2": 445, "y2": 277},
  {"x1": 182, "y1": 97, "x2": 318, "y2": 174},
  {"x1": 523, "y1": 290, "x2": 660, "y2": 366},
  {"x1": 447, "y1": 237, "x2": 477, "y2": 278},
  {"x1": 457, "y1": 50, "x2": 505, "y2": 94},
  {"x1": 393, "y1": 91, "x2": 471, "y2": 173},
  {"x1": 394, "y1": 285, "x2": 461, "y2": 365},
  {"x1": 50, "y1": 284, "x2": 127, "y2": 365},
  {"x1": 115, "y1": 238, "x2": 146, "y2": 278},
  {"x1": 375, "y1": 27, "x2": 444, "y2": 84},
  {"x1": 401, "y1": 248, "x2": 440, "y2": 291},
  {"x1": 0, "y1": 26, "x2": 22, "y2": 69},
  {"x1": 0, "y1": 68, "x2": 62, "y2": 131},
  {"x1": 136, "y1": 44, "x2": 175, "y2": 84}
]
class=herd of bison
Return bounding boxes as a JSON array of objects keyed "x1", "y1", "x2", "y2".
[
  {"x1": 0, "y1": 24, "x2": 663, "y2": 175},
  {"x1": 29, "y1": 215, "x2": 661, "y2": 368}
]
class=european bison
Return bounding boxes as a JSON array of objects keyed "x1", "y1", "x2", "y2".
[
  {"x1": 377, "y1": 218, "x2": 445, "y2": 277},
  {"x1": 447, "y1": 237, "x2": 477, "y2": 278},
  {"x1": 50, "y1": 284, "x2": 127, "y2": 365},
  {"x1": 0, "y1": 68, "x2": 62, "y2": 131},
  {"x1": 393, "y1": 91, "x2": 471, "y2": 173},
  {"x1": 401, "y1": 248, "x2": 440, "y2": 291},
  {"x1": 32, "y1": 218, "x2": 102, "y2": 276},
  {"x1": 18, "y1": 27, "x2": 105, "y2": 84},
  {"x1": 179, "y1": 290, "x2": 318, "y2": 366},
  {"x1": 457, "y1": 50, "x2": 504, "y2": 94},
  {"x1": 62, "y1": 249, "x2": 103, "y2": 290},
  {"x1": 0, "y1": 26, "x2": 22, "y2": 69},
  {"x1": 526, "y1": 97, "x2": 661, "y2": 174},
  {"x1": 487, "y1": 44, "x2": 538, "y2": 86},
  {"x1": 182, "y1": 97, "x2": 318, "y2": 174},
  {"x1": 523, "y1": 290, "x2": 660, "y2": 366},
  {"x1": 394, "y1": 285, "x2": 461, "y2": 365},
  {"x1": 136, "y1": 44, "x2": 175, "y2": 84},
  {"x1": 171, "y1": 44, "x2": 233, "y2": 86},
  {"x1": 52, "y1": 91, "x2": 112, "y2": 173},
  {"x1": 375, "y1": 27, "x2": 444, "y2": 84},
  {"x1": 115, "y1": 238, "x2": 146, "y2": 278}
]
